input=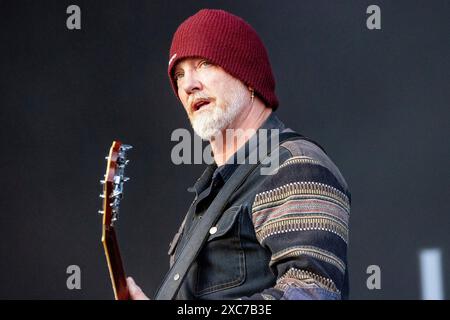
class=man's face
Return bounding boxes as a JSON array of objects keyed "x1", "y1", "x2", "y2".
[{"x1": 174, "y1": 58, "x2": 250, "y2": 140}]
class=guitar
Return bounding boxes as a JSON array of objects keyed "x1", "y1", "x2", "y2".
[{"x1": 99, "y1": 141, "x2": 132, "y2": 300}]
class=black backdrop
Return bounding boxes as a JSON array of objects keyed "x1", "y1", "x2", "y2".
[{"x1": 0, "y1": 0, "x2": 449, "y2": 299}]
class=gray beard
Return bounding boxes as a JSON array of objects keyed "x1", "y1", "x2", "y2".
[{"x1": 190, "y1": 91, "x2": 247, "y2": 141}]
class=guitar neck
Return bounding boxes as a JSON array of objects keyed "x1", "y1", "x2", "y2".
[{"x1": 102, "y1": 227, "x2": 129, "y2": 300}]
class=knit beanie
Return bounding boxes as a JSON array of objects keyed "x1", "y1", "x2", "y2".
[{"x1": 168, "y1": 9, "x2": 279, "y2": 109}]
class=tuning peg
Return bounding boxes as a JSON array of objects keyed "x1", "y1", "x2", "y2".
[
  {"x1": 117, "y1": 158, "x2": 130, "y2": 167},
  {"x1": 105, "y1": 156, "x2": 109, "y2": 160},
  {"x1": 121, "y1": 145, "x2": 133, "y2": 151},
  {"x1": 98, "y1": 210, "x2": 104, "y2": 215},
  {"x1": 113, "y1": 176, "x2": 121, "y2": 185},
  {"x1": 123, "y1": 177, "x2": 130, "y2": 182},
  {"x1": 99, "y1": 194, "x2": 105, "y2": 199},
  {"x1": 100, "y1": 179, "x2": 105, "y2": 185},
  {"x1": 111, "y1": 190, "x2": 122, "y2": 198},
  {"x1": 110, "y1": 198, "x2": 121, "y2": 207}
]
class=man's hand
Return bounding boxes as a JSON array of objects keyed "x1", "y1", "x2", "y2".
[{"x1": 126, "y1": 277, "x2": 150, "y2": 300}]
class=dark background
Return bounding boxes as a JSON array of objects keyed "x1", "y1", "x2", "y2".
[{"x1": 0, "y1": 0, "x2": 448, "y2": 299}]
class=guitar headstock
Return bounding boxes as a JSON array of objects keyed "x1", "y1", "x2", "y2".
[
  {"x1": 99, "y1": 141, "x2": 132, "y2": 228},
  {"x1": 99, "y1": 141, "x2": 132, "y2": 300}
]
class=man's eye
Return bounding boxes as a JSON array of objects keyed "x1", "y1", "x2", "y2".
[
  {"x1": 174, "y1": 72, "x2": 184, "y2": 80},
  {"x1": 199, "y1": 60, "x2": 211, "y2": 68}
]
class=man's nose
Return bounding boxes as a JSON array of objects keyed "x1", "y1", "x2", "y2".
[{"x1": 180, "y1": 70, "x2": 202, "y2": 95}]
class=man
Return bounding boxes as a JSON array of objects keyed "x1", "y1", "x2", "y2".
[{"x1": 127, "y1": 9, "x2": 351, "y2": 300}]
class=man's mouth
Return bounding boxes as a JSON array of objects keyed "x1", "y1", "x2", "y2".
[{"x1": 192, "y1": 99, "x2": 212, "y2": 112}]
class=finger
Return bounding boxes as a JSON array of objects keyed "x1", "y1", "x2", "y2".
[{"x1": 126, "y1": 277, "x2": 149, "y2": 300}]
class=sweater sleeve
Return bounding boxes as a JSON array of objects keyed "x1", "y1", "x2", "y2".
[{"x1": 241, "y1": 154, "x2": 351, "y2": 300}]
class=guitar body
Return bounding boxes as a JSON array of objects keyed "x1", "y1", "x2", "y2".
[{"x1": 100, "y1": 141, "x2": 132, "y2": 300}]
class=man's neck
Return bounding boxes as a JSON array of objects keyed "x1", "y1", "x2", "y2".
[{"x1": 210, "y1": 99, "x2": 272, "y2": 166}]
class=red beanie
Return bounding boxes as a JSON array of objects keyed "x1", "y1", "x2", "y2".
[{"x1": 168, "y1": 9, "x2": 279, "y2": 109}]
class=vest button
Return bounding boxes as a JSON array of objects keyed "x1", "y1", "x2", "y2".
[
  {"x1": 174, "y1": 273, "x2": 180, "y2": 281},
  {"x1": 209, "y1": 226, "x2": 218, "y2": 235}
]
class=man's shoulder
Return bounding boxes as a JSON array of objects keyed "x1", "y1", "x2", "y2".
[
  {"x1": 249, "y1": 131, "x2": 351, "y2": 217},
  {"x1": 278, "y1": 133, "x2": 349, "y2": 192},
  {"x1": 252, "y1": 129, "x2": 351, "y2": 203}
]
